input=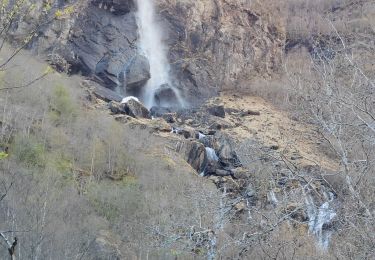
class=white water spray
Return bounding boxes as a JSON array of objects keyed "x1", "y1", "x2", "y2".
[
  {"x1": 305, "y1": 194, "x2": 336, "y2": 249},
  {"x1": 206, "y1": 147, "x2": 219, "y2": 162},
  {"x1": 135, "y1": 0, "x2": 182, "y2": 108}
]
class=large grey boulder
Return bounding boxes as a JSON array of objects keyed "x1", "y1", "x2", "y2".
[
  {"x1": 121, "y1": 99, "x2": 151, "y2": 119},
  {"x1": 176, "y1": 140, "x2": 207, "y2": 172},
  {"x1": 86, "y1": 230, "x2": 124, "y2": 260},
  {"x1": 124, "y1": 54, "x2": 150, "y2": 93},
  {"x1": 215, "y1": 133, "x2": 242, "y2": 168}
]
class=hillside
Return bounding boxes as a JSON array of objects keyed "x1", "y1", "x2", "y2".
[{"x1": 1, "y1": 0, "x2": 375, "y2": 259}]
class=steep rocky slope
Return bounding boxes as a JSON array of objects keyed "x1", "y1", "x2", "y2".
[{"x1": 11, "y1": 0, "x2": 285, "y2": 105}]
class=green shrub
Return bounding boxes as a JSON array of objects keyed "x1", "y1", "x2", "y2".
[
  {"x1": 11, "y1": 135, "x2": 45, "y2": 167},
  {"x1": 0, "y1": 151, "x2": 8, "y2": 160},
  {"x1": 49, "y1": 84, "x2": 77, "y2": 123}
]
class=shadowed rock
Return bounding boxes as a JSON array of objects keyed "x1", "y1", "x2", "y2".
[
  {"x1": 154, "y1": 84, "x2": 179, "y2": 107},
  {"x1": 206, "y1": 105, "x2": 225, "y2": 118},
  {"x1": 92, "y1": 84, "x2": 123, "y2": 102},
  {"x1": 176, "y1": 140, "x2": 207, "y2": 172},
  {"x1": 121, "y1": 99, "x2": 151, "y2": 119},
  {"x1": 124, "y1": 54, "x2": 150, "y2": 93}
]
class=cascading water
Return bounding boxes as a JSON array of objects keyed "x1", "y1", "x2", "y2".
[
  {"x1": 135, "y1": 0, "x2": 182, "y2": 108},
  {"x1": 206, "y1": 147, "x2": 219, "y2": 162},
  {"x1": 305, "y1": 192, "x2": 336, "y2": 249}
]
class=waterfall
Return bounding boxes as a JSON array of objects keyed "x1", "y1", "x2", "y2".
[
  {"x1": 135, "y1": 0, "x2": 182, "y2": 108},
  {"x1": 206, "y1": 147, "x2": 219, "y2": 162},
  {"x1": 305, "y1": 194, "x2": 336, "y2": 249}
]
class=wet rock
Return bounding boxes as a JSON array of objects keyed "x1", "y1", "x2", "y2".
[
  {"x1": 154, "y1": 84, "x2": 179, "y2": 107},
  {"x1": 121, "y1": 99, "x2": 151, "y2": 119},
  {"x1": 66, "y1": 5, "x2": 138, "y2": 88},
  {"x1": 206, "y1": 105, "x2": 225, "y2": 118},
  {"x1": 124, "y1": 54, "x2": 150, "y2": 93},
  {"x1": 176, "y1": 140, "x2": 206, "y2": 172},
  {"x1": 197, "y1": 134, "x2": 216, "y2": 148}
]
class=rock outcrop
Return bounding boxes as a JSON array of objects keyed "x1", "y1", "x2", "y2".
[
  {"x1": 122, "y1": 99, "x2": 151, "y2": 119},
  {"x1": 11, "y1": 0, "x2": 286, "y2": 105},
  {"x1": 176, "y1": 140, "x2": 207, "y2": 173},
  {"x1": 158, "y1": 0, "x2": 285, "y2": 104}
]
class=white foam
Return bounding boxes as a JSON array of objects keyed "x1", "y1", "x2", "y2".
[
  {"x1": 306, "y1": 195, "x2": 336, "y2": 249},
  {"x1": 121, "y1": 96, "x2": 140, "y2": 104},
  {"x1": 198, "y1": 132, "x2": 206, "y2": 140},
  {"x1": 206, "y1": 147, "x2": 219, "y2": 162}
]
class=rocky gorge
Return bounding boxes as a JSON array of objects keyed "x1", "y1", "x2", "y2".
[{"x1": 2, "y1": 0, "x2": 375, "y2": 259}]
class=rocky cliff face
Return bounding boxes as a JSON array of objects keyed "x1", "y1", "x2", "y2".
[
  {"x1": 158, "y1": 0, "x2": 285, "y2": 103},
  {"x1": 16, "y1": 0, "x2": 285, "y2": 105}
]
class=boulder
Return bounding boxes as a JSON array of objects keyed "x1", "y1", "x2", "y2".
[
  {"x1": 206, "y1": 105, "x2": 226, "y2": 118},
  {"x1": 108, "y1": 101, "x2": 122, "y2": 114},
  {"x1": 215, "y1": 169, "x2": 232, "y2": 177},
  {"x1": 154, "y1": 84, "x2": 180, "y2": 107},
  {"x1": 173, "y1": 126, "x2": 196, "y2": 139},
  {"x1": 176, "y1": 140, "x2": 206, "y2": 172},
  {"x1": 216, "y1": 134, "x2": 242, "y2": 167},
  {"x1": 121, "y1": 99, "x2": 151, "y2": 119},
  {"x1": 230, "y1": 167, "x2": 250, "y2": 179},
  {"x1": 162, "y1": 113, "x2": 177, "y2": 123},
  {"x1": 86, "y1": 230, "x2": 123, "y2": 260},
  {"x1": 121, "y1": 96, "x2": 139, "y2": 104},
  {"x1": 145, "y1": 118, "x2": 172, "y2": 132},
  {"x1": 82, "y1": 80, "x2": 123, "y2": 102},
  {"x1": 125, "y1": 54, "x2": 150, "y2": 93}
]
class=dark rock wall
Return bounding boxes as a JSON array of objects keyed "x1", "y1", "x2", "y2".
[{"x1": 12, "y1": 0, "x2": 286, "y2": 105}]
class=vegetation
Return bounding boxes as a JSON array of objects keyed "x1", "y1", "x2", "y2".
[{"x1": 0, "y1": 0, "x2": 374, "y2": 259}]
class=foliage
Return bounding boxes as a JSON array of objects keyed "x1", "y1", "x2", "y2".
[
  {"x1": 54, "y1": 5, "x2": 74, "y2": 19},
  {"x1": 49, "y1": 84, "x2": 77, "y2": 123},
  {"x1": 0, "y1": 151, "x2": 8, "y2": 159},
  {"x1": 11, "y1": 134, "x2": 45, "y2": 168}
]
